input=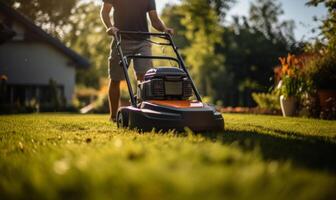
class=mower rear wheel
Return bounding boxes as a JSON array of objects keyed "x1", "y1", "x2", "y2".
[{"x1": 117, "y1": 109, "x2": 129, "y2": 128}]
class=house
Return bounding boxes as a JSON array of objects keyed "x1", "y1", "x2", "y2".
[{"x1": 0, "y1": 2, "x2": 90, "y2": 108}]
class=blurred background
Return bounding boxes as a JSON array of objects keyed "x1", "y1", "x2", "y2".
[{"x1": 0, "y1": 0, "x2": 335, "y2": 119}]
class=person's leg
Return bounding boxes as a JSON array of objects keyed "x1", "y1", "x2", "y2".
[
  {"x1": 108, "y1": 79, "x2": 120, "y2": 122},
  {"x1": 108, "y1": 40, "x2": 128, "y2": 122},
  {"x1": 134, "y1": 41, "x2": 153, "y2": 82}
]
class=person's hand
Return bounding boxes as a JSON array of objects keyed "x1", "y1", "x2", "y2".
[
  {"x1": 106, "y1": 26, "x2": 119, "y2": 36},
  {"x1": 164, "y1": 27, "x2": 174, "y2": 35}
]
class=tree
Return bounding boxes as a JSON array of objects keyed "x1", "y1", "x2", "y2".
[
  {"x1": 307, "y1": 0, "x2": 336, "y2": 53},
  {"x1": 179, "y1": 0, "x2": 234, "y2": 97},
  {"x1": 214, "y1": 0, "x2": 296, "y2": 106},
  {"x1": 249, "y1": 0, "x2": 295, "y2": 43},
  {"x1": 160, "y1": 4, "x2": 189, "y2": 49},
  {"x1": 64, "y1": 2, "x2": 109, "y2": 89},
  {"x1": 161, "y1": 0, "x2": 295, "y2": 106},
  {"x1": 1, "y1": 0, "x2": 78, "y2": 38}
]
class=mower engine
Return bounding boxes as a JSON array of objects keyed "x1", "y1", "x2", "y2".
[{"x1": 138, "y1": 67, "x2": 193, "y2": 101}]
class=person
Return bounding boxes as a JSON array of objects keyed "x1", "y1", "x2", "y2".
[{"x1": 100, "y1": 0, "x2": 174, "y2": 122}]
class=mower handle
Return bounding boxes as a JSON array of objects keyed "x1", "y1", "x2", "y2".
[
  {"x1": 116, "y1": 31, "x2": 170, "y2": 38},
  {"x1": 112, "y1": 30, "x2": 203, "y2": 104}
]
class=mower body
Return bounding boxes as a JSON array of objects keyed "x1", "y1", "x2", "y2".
[
  {"x1": 119, "y1": 100, "x2": 224, "y2": 132},
  {"x1": 114, "y1": 31, "x2": 224, "y2": 132}
]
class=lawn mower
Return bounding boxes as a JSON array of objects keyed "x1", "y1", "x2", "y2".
[{"x1": 114, "y1": 31, "x2": 224, "y2": 132}]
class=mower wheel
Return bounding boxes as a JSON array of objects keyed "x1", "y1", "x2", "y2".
[{"x1": 117, "y1": 109, "x2": 129, "y2": 128}]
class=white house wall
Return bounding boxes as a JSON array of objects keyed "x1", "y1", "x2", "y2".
[{"x1": 0, "y1": 42, "x2": 76, "y2": 105}]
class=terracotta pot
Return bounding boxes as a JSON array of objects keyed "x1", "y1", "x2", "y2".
[
  {"x1": 318, "y1": 90, "x2": 336, "y2": 110},
  {"x1": 280, "y1": 95, "x2": 296, "y2": 117}
]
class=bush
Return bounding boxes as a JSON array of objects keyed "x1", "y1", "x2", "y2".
[
  {"x1": 252, "y1": 92, "x2": 281, "y2": 110},
  {"x1": 304, "y1": 52, "x2": 336, "y2": 90},
  {"x1": 91, "y1": 95, "x2": 109, "y2": 114},
  {"x1": 75, "y1": 86, "x2": 99, "y2": 107}
]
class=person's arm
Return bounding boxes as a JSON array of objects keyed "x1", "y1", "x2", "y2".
[
  {"x1": 100, "y1": 2, "x2": 119, "y2": 35},
  {"x1": 148, "y1": 10, "x2": 174, "y2": 35}
]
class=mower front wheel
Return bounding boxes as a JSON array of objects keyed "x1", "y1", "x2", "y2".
[{"x1": 117, "y1": 108, "x2": 129, "y2": 128}]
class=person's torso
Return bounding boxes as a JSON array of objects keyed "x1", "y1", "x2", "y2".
[{"x1": 112, "y1": 0, "x2": 152, "y2": 39}]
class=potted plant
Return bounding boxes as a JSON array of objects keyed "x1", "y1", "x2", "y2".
[
  {"x1": 305, "y1": 52, "x2": 336, "y2": 111},
  {"x1": 277, "y1": 54, "x2": 304, "y2": 117}
]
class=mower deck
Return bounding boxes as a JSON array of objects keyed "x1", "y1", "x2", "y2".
[{"x1": 118, "y1": 101, "x2": 224, "y2": 132}]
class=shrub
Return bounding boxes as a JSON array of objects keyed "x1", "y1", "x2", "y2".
[
  {"x1": 252, "y1": 92, "x2": 281, "y2": 110},
  {"x1": 75, "y1": 86, "x2": 99, "y2": 107},
  {"x1": 92, "y1": 95, "x2": 109, "y2": 113},
  {"x1": 304, "y1": 52, "x2": 336, "y2": 90}
]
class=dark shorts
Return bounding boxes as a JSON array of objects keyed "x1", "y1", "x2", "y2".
[{"x1": 108, "y1": 39, "x2": 153, "y2": 81}]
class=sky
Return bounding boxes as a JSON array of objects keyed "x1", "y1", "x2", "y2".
[
  {"x1": 94, "y1": 0, "x2": 327, "y2": 41},
  {"x1": 156, "y1": 0, "x2": 327, "y2": 41}
]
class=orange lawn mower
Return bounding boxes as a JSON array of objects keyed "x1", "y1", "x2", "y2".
[{"x1": 114, "y1": 31, "x2": 224, "y2": 132}]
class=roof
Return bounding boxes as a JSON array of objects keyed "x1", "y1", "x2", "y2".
[{"x1": 0, "y1": 2, "x2": 90, "y2": 69}]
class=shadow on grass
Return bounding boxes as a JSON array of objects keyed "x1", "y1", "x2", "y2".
[{"x1": 199, "y1": 128, "x2": 336, "y2": 173}]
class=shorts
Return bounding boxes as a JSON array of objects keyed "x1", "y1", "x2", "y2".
[{"x1": 108, "y1": 39, "x2": 153, "y2": 81}]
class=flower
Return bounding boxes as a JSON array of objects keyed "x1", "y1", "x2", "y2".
[{"x1": 277, "y1": 54, "x2": 305, "y2": 97}]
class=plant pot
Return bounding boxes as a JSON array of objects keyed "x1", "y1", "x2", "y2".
[
  {"x1": 317, "y1": 90, "x2": 336, "y2": 110},
  {"x1": 280, "y1": 95, "x2": 296, "y2": 117}
]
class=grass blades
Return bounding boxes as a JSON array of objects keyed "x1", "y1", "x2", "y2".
[{"x1": 0, "y1": 114, "x2": 335, "y2": 200}]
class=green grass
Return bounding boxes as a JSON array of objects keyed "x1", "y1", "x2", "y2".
[{"x1": 0, "y1": 113, "x2": 335, "y2": 200}]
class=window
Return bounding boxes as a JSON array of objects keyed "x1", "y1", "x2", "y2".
[{"x1": 0, "y1": 84, "x2": 65, "y2": 105}]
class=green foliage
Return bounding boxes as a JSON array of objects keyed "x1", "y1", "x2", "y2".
[
  {"x1": 93, "y1": 92, "x2": 129, "y2": 114},
  {"x1": 216, "y1": 38, "x2": 290, "y2": 105},
  {"x1": 277, "y1": 54, "x2": 309, "y2": 98},
  {"x1": 93, "y1": 94, "x2": 109, "y2": 113},
  {"x1": 305, "y1": 52, "x2": 336, "y2": 90},
  {"x1": 61, "y1": 0, "x2": 295, "y2": 105},
  {"x1": 307, "y1": 0, "x2": 336, "y2": 53},
  {"x1": 249, "y1": 0, "x2": 295, "y2": 42},
  {"x1": 179, "y1": 0, "x2": 230, "y2": 97},
  {"x1": 279, "y1": 76, "x2": 305, "y2": 98},
  {"x1": 210, "y1": 0, "x2": 295, "y2": 106},
  {"x1": 1, "y1": 0, "x2": 78, "y2": 38},
  {"x1": 64, "y1": 2, "x2": 110, "y2": 89},
  {"x1": 252, "y1": 92, "x2": 280, "y2": 110},
  {"x1": 160, "y1": 5, "x2": 189, "y2": 49},
  {"x1": 162, "y1": 0, "x2": 296, "y2": 106}
]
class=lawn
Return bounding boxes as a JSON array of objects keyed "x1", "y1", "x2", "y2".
[{"x1": 0, "y1": 113, "x2": 335, "y2": 200}]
